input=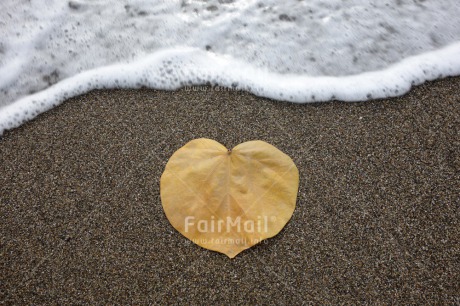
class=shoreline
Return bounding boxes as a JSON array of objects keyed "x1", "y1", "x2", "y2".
[
  {"x1": 1, "y1": 77, "x2": 459, "y2": 304},
  {"x1": 3, "y1": 40, "x2": 460, "y2": 135}
]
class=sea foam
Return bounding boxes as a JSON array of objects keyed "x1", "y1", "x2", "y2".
[{"x1": 1, "y1": 0, "x2": 460, "y2": 134}]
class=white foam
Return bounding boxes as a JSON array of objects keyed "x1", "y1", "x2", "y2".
[{"x1": 1, "y1": 0, "x2": 460, "y2": 134}]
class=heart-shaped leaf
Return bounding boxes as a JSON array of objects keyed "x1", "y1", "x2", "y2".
[{"x1": 160, "y1": 138, "x2": 299, "y2": 258}]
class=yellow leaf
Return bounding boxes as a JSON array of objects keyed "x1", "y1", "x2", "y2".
[{"x1": 160, "y1": 138, "x2": 299, "y2": 258}]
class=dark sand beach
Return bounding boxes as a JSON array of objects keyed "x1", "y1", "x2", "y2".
[{"x1": 1, "y1": 77, "x2": 459, "y2": 304}]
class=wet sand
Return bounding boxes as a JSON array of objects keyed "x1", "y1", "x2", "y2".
[{"x1": 1, "y1": 77, "x2": 459, "y2": 304}]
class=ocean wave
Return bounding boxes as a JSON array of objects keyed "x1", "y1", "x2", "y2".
[{"x1": 1, "y1": 0, "x2": 459, "y2": 134}]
